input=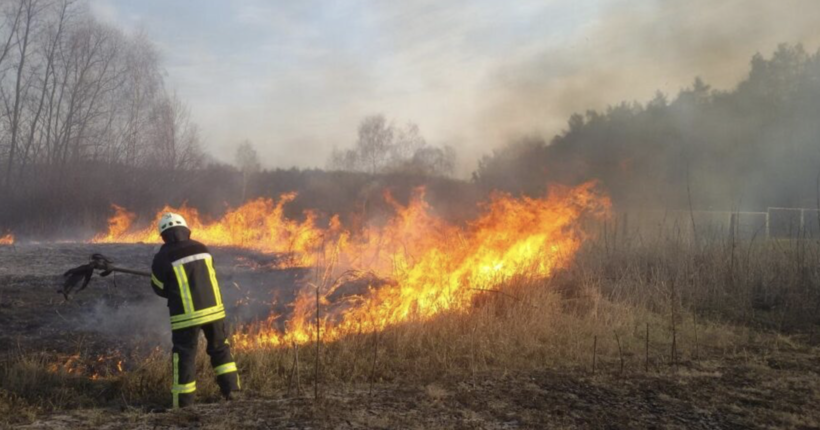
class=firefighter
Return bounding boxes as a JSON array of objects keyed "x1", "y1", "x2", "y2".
[{"x1": 150, "y1": 212, "x2": 240, "y2": 408}]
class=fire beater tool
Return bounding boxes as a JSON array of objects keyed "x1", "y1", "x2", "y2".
[{"x1": 61, "y1": 253, "x2": 150, "y2": 300}]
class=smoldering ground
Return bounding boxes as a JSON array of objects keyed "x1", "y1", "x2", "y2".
[
  {"x1": 68, "y1": 247, "x2": 312, "y2": 349},
  {"x1": 0, "y1": 243, "x2": 313, "y2": 361}
]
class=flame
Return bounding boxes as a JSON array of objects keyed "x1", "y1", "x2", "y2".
[
  {"x1": 93, "y1": 193, "x2": 330, "y2": 267},
  {"x1": 93, "y1": 182, "x2": 609, "y2": 348},
  {"x1": 47, "y1": 352, "x2": 126, "y2": 380},
  {"x1": 0, "y1": 232, "x2": 13, "y2": 245},
  {"x1": 254, "y1": 182, "x2": 607, "y2": 346},
  {"x1": 47, "y1": 353, "x2": 81, "y2": 374}
]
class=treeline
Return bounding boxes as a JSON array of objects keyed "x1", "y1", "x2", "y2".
[
  {"x1": 3, "y1": 163, "x2": 478, "y2": 239},
  {"x1": 328, "y1": 115, "x2": 456, "y2": 177},
  {"x1": 474, "y1": 44, "x2": 820, "y2": 211},
  {"x1": 3, "y1": 11, "x2": 819, "y2": 238},
  {"x1": 0, "y1": 1, "x2": 466, "y2": 238},
  {"x1": 0, "y1": 0, "x2": 203, "y2": 216}
]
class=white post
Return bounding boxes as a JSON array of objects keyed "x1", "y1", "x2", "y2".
[{"x1": 800, "y1": 209, "x2": 805, "y2": 234}]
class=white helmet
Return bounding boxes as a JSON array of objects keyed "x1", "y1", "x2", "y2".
[{"x1": 158, "y1": 212, "x2": 188, "y2": 235}]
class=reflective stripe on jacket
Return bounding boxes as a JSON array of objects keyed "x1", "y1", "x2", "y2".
[{"x1": 151, "y1": 238, "x2": 225, "y2": 330}]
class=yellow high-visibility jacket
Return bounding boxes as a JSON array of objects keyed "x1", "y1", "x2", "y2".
[{"x1": 151, "y1": 236, "x2": 225, "y2": 331}]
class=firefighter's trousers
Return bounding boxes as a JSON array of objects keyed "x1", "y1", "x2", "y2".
[{"x1": 171, "y1": 319, "x2": 240, "y2": 408}]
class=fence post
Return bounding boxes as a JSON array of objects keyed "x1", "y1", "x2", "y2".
[{"x1": 800, "y1": 208, "x2": 805, "y2": 234}]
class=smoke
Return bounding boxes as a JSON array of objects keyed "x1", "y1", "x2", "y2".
[
  {"x1": 476, "y1": 0, "x2": 820, "y2": 156},
  {"x1": 78, "y1": 299, "x2": 172, "y2": 347},
  {"x1": 71, "y1": 247, "x2": 312, "y2": 345},
  {"x1": 230, "y1": 1, "x2": 820, "y2": 175},
  {"x1": 86, "y1": 1, "x2": 820, "y2": 182},
  {"x1": 474, "y1": 40, "x2": 820, "y2": 211}
]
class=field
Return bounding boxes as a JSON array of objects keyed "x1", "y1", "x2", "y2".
[{"x1": 1, "y1": 227, "x2": 820, "y2": 429}]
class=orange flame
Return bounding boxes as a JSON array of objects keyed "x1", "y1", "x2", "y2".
[
  {"x1": 93, "y1": 182, "x2": 609, "y2": 348},
  {"x1": 48, "y1": 352, "x2": 126, "y2": 380},
  {"x1": 93, "y1": 193, "x2": 331, "y2": 267},
  {"x1": 0, "y1": 232, "x2": 14, "y2": 245}
]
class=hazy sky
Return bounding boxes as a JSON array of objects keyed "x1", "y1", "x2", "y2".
[{"x1": 89, "y1": 0, "x2": 820, "y2": 176}]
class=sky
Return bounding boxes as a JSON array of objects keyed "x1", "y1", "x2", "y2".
[{"x1": 88, "y1": 0, "x2": 820, "y2": 176}]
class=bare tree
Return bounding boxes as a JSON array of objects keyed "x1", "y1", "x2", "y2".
[
  {"x1": 389, "y1": 121, "x2": 425, "y2": 165},
  {"x1": 328, "y1": 114, "x2": 456, "y2": 177},
  {"x1": 235, "y1": 139, "x2": 260, "y2": 201},
  {"x1": 115, "y1": 30, "x2": 161, "y2": 168},
  {"x1": 407, "y1": 145, "x2": 456, "y2": 176},
  {"x1": 17, "y1": 0, "x2": 72, "y2": 184},
  {"x1": 3, "y1": 0, "x2": 40, "y2": 192},
  {"x1": 356, "y1": 115, "x2": 394, "y2": 174},
  {"x1": 147, "y1": 92, "x2": 203, "y2": 172},
  {"x1": 0, "y1": 0, "x2": 204, "y2": 198}
]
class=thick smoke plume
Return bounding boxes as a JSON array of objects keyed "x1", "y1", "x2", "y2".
[
  {"x1": 82, "y1": 1, "x2": 820, "y2": 175},
  {"x1": 475, "y1": 44, "x2": 820, "y2": 211},
  {"x1": 476, "y1": 0, "x2": 820, "y2": 162}
]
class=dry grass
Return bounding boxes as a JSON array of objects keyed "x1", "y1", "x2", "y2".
[
  {"x1": 235, "y1": 277, "x2": 748, "y2": 392},
  {"x1": 2, "y1": 227, "x2": 819, "y2": 426},
  {"x1": 581, "y1": 223, "x2": 820, "y2": 334}
]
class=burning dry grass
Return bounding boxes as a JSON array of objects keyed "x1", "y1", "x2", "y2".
[
  {"x1": 93, "y1": 195, "x2": 326, "y2": 268},
  {"x1": 2, "y1": 210, "x2": 820, "y2": 425},
  {"x1": 233, "y1": 272, "x2": 752, "y2": 397},
  {"x1": 0, "y1": 232, "x2": 13, "y2": 246},
  {"x1": 92, "y1": 182, "x2": 612, "y2": 347},
  {"x1": 0, "y1": 270, "x2": 751, "y2": 425}
]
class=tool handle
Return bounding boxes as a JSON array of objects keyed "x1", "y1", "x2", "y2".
[{"x1": 109, "y1": 266, "x2": 152, "y2": 277}]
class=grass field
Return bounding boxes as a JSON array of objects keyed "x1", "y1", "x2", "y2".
[{"x1": 1, "y1": 226, "x2": 819, "y2": 429}]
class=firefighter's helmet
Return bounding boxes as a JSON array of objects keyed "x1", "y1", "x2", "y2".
[{"x1": 158, "y1": 212, "x2": 188, "y2": 235}]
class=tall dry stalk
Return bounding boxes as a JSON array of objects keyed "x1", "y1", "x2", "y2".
[
  {"x1": 614, "y1": 331, "x2": 624, "y2": 374},
  {"x1": 287, "y1": 342, "x2": 301, "y2": 397},
  {"x1": 693, "y1": 313, "x2": 700, "y2": 360},
  {"x1": 592, "y1": 335, "x2": 598, "y2": 375},
  {"x1": 670, "y1": 279, "x2": 678, "y2": 368},
  {"x1": 645, "y1": 323, "x2": 650, "y2": 372},
  {"x1": 314, "y1": 283, "x2": 320, "y2": 400}
]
